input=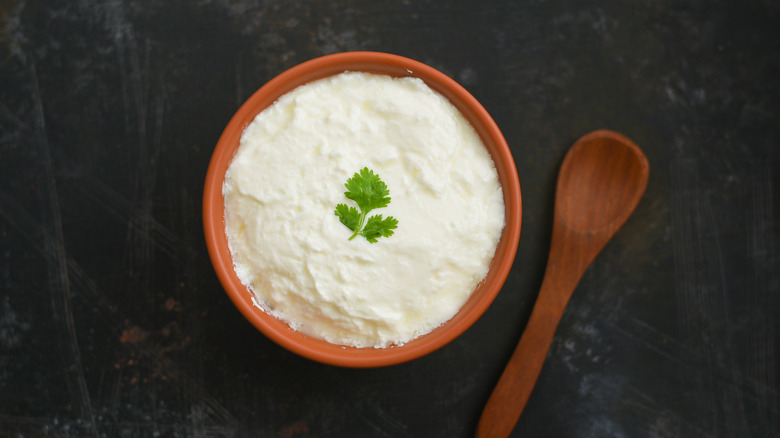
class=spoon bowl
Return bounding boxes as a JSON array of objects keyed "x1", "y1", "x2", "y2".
[
  {"x1": 476, "y1": 130, "x2": 648, "y2": 437},
  {"x1": 558, "y1": 130, "x2": 649, "y2": 232}
]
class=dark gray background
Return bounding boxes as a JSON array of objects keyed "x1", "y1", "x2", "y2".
[{"x1": 1, "y1": 0, "x2": 778, "y2": 437}]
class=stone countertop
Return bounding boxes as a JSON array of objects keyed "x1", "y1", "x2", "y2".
[{"x1": 1, "y1": 1, "x2": 778, "y2": 436}]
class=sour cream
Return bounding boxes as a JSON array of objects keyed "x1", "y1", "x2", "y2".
[{"x1": 223, "y1": 72, "x2": 504, "y2": 348}]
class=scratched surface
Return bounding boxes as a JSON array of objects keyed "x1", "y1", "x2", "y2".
[{"x1": 1, "y1": 0, "x2": 778, "y2": 437}]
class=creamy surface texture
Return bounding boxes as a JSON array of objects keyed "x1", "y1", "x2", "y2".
[{"x1": 223, "y1": 72, "x2": 505, "y2": 348}]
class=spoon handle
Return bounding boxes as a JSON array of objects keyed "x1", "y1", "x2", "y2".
[
  {"x1": 475, "y1": 269, "x2": 575, "y2": 437},
  {"x1": 476, "y1": 223, "x2": 597, "y2": 438}
]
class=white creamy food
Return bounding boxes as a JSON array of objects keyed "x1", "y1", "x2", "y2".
[{"x1": 223, "y1": 72, "x2": 505, "y2": 348}]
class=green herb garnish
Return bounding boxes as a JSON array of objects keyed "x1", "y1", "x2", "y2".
[{"x1": 335, "y1": 167, "x2": 399, "y2": 243}]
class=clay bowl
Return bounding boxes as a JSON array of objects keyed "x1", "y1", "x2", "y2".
[{"x1": 203, "y1": 52, "x2": 521, "y2": 367}]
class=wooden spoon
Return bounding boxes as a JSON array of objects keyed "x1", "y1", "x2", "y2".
[{"x1": 476, "y1": 130, "x2": 649, "y2": 438}]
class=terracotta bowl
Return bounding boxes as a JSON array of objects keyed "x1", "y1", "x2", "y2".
[{"x1": 203, "y1": 52, "x2": 521, "y2": 367}]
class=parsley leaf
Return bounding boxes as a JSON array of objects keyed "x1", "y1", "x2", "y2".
[
  {"x1": 335, "y1": 204, "x2": 360, "y2": 231},
  {"x1": 344, "y1": 167, "x2": 391, "y2": 211},
  {"x1": 334, "y1": 167, "x2": 398, "y2": 243},
  {"x1": 360, "y1": 214, "x2": 399, "y2": 243}
]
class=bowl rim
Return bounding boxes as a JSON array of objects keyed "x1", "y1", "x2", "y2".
[{"x1": 203, "y1": 51, "x2": 521, "y2": 367}]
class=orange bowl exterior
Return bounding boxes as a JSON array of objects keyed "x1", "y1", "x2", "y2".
[{"x1": 203, "y1": 52, "x2": 521, "y2": 367}]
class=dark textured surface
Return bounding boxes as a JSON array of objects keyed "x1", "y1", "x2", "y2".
[{"x1": 1, "y1": 1, "x2": 778, "y2": 437}]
